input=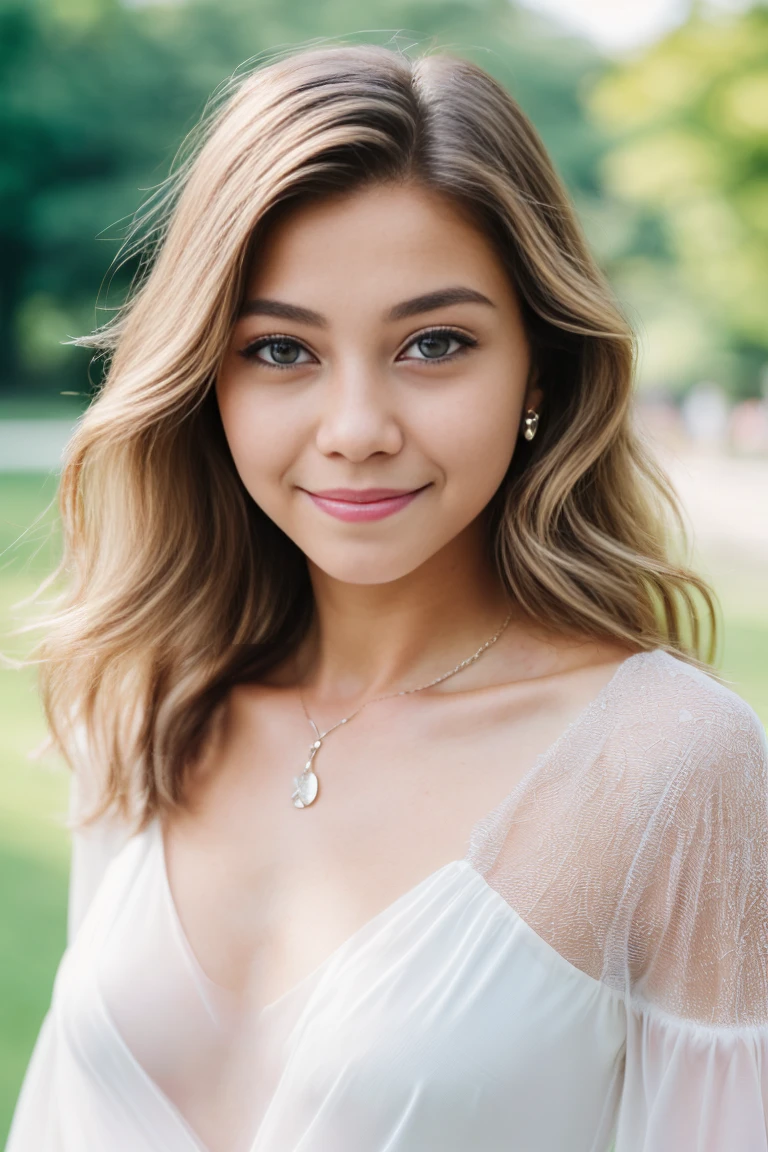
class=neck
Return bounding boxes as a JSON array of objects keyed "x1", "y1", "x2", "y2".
[{"x1": 293, "y1": 521, "x2": 514, "y2": 707}]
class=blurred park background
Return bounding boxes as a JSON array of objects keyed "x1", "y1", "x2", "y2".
[{"x1": 1, "y1": 0, "x2": 767, "y2": 1139}]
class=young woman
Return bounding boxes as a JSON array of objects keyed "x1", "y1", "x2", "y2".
[{"x1": 8, "y1": 43, "x2": 768, "y2": 1152}]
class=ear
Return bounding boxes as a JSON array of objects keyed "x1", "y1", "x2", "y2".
[{"x1": 523, "y1": 367, "x2": 543, "y2": 415}]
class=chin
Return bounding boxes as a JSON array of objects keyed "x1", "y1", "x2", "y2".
[{"x1": 302, "y1": 540, "x2": 442, "y2": 586}]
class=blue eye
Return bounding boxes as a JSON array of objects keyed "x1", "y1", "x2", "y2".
[
  {"x1": 238, "y1": 327, "x2": 477, "y2": 370},
  {"x1": 239, "y1": 337, "x2": 314, "y2": 368},
  {"x1": 400, "y1": 328, "x2": 477, "y2": 362}
]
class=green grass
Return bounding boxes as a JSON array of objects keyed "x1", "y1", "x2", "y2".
[
  {"x1": 0, "y1": 474, "x2": 71, "y2": 1139},
  {"x1": 695, "y1": 544, "x2": 768, "y2": 720},
  {"x1": 0, "y1": 472, "x2": 766, "y2": 1141}
]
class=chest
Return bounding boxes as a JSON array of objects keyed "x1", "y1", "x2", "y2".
[{"x1": 162, "y1": 685, "x2": 569, "y2": 1005}]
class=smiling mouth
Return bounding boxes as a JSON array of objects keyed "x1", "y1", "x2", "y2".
[{"x1": 300, "y1": 484, "x2": 431, "y2": 522}]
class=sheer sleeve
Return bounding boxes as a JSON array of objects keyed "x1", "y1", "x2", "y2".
[
  {"x1": 466, "y1": 650, "x2": 768, "y2": 1151},
  {"x1": 6, "y1": 731, "x2": 134, "y2": 1149},
  {"x1": 66, "y1": 759, "x2": 133, "y2": 946},
  {"x1": 612, "y1": 669, "x2": 768, "y2": 1150}
]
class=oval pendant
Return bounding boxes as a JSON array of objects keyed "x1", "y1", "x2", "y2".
[{"x1": 292, "y1": 769, "x2": 318, "y2": 808}]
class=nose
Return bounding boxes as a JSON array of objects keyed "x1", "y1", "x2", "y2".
[{"x1": 314, "y1": 361, "x2": 404, "y2": 462}]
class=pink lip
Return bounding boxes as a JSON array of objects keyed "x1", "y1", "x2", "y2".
[{"x1": 301, "y1": 485, "x2": 430, "y2": 522}]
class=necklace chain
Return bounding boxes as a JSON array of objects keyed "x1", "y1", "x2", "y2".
[{"x1": 291, "y1": 609, "x2": 514, "y2": 808}]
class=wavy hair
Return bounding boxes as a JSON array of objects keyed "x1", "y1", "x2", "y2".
[{"x1": 35, "y1": 43, "x2": 717, "y2": 832}]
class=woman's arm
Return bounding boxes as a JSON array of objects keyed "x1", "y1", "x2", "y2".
[{"x1": 615, "y1": 692, "x2": 768, "y2": 1150}]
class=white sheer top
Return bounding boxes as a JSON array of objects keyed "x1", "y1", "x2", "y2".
[{"x1": 7, "y1": 649, "x2": 768, "y2": 1151}]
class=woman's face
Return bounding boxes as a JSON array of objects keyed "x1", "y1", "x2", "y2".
[{"x1": 216, "y1": 182, "x2": 540, "y2": 586}]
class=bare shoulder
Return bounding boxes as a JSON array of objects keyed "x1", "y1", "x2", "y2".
[{"x1": 494, "y1": 630, "x2": 644, "y2": 703}]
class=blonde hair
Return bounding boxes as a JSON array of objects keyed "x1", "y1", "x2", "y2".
[{"x1": 36, "y1": 43, "x2": 717, "y2": 831}]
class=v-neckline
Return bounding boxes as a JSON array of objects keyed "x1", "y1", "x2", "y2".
[
  {"x1": 156, "y1": 814, "x2": 472, "y2": 1019},
  {"x1": 154, "y1": 649, "x2": 657, "y2": 1017},
  {"x1": 88, "y1": 649, "x2": 660, "y2": 1152}
]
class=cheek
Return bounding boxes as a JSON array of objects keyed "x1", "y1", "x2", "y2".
[
  {"x1": 425, "y1": 385, "x2": 520, "y2": 503},
  {"x1": 215, "y1": 378, "x2": 300, "y2": 503}
]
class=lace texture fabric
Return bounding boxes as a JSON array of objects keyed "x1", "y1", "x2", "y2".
[{"x1": 468, "y1": 650, "x2": 768, "y2": 1030}]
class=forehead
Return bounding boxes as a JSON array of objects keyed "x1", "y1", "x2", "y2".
[{"x1": 244, "y1": 182, "x2": 517, "y2": 311}]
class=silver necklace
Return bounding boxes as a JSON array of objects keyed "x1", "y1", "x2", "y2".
[{"x1": 291, "y1": 610, "x2": 513, "y2": 808}]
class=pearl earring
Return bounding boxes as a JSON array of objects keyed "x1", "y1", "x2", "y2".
[{"x1": 522, "y1": 409, "x2": 539, "y2": 441}]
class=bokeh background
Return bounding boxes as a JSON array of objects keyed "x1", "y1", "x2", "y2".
[{"x1": 1, "y1": 0, "x2": 767, "y2": 1139}]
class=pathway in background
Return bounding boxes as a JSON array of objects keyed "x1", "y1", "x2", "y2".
[
  {"x1": 0, "y1": 420, "x2": 78, "y2": 473},
  {"x1": 661, "y1": 449, "x2": 768, "y2": 561}
]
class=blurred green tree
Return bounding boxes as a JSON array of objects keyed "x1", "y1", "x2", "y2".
[
  {"x1": 0, "y1": 0, "x2": 604, "y2": 402},
  {"x1": 588, "y1": 4, "x2": 768, "y2": 398},
  {"x1": 0, "y1": 0, "x2": 214, "y2": 399}
]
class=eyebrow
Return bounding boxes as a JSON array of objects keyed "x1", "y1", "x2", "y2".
[{"x1": 238, "y1": 287, "x2": 495, "y2": 326}]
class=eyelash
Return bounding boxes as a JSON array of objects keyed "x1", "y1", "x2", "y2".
[{"x1": 238, "y1": 326, "x2": 478, "y2": 370}]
